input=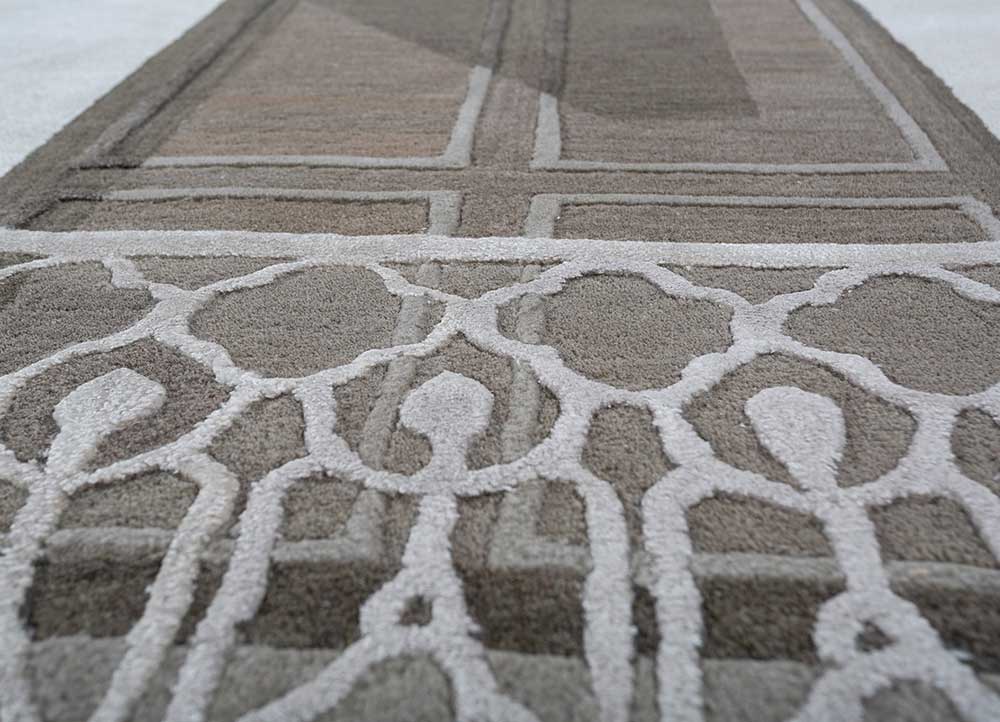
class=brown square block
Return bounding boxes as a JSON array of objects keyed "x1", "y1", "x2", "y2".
[
  {"x1": 697, "y1": 571, "x2": 844, "y2": 663},
  {"x1": 26, "y1": 549, "x2": 222, "y2": 643},
  {"x1": 892, "y1": 568, "x2": 1000, "y2": 674},
  {"x1": 237, "y1": 559, "x2": 398, "y2": 648}
]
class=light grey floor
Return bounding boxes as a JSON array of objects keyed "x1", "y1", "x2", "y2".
[
  {"x1": 856, "y1": 0, "x2": 1000, "y2": 139},
  {"x1": 0, "y1": 0, "x2": 221, "y2": 178}
]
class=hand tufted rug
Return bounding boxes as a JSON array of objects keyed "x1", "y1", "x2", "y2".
[{"x1": 1, "y1": 0, "x2": 999, "y2": 720}]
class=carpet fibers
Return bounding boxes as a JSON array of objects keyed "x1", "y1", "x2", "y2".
[{"x1": 1, "y1": 0, "x2": 999, "y2": 720}]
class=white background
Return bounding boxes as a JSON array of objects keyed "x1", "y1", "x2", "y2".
[
  {"x1": 856, "y1": 0, "x2": 1000, "y2": 139},
  {"x1": 0, "y1": 0, "x2": 221, "y2": 178}
]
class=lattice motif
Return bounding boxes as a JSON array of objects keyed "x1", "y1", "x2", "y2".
[{"x1": 1, "y1": 250, "x2": 999, "y2": 722}]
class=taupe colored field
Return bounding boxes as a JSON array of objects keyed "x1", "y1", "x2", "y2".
[{"x1": 1, "y1": 0, "x2": 999, "y2": 720}]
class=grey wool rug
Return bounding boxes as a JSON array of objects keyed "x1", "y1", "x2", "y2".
[{"x1": 1, "y1": 0, "x2": 1000, "y2": 720}]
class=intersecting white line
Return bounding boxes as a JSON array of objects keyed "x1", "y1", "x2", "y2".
[{"x1": 4, "y1": 228, "x2": 1000, "y2": 268}]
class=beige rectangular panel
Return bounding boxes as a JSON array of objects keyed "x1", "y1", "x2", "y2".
[
  {"x1": 153, "y1": 0, "x2": 491, "y2": 162},
  {"x1": 553, "y1": 204, "x2": 986, "y2": 243},
  {"x1": 558, "y1": 0, "x2": 757, "y2": 123},
  {"x1": 535, "y1": 0, "x2": 943, "y2": 172},
  {"x1": 26, "y1": 198, "x2": 430, "y2": 235}
]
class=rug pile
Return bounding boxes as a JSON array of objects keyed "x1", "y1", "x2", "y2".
[{"x1": 0, "y1": 0, "x2": 998, "y2": 720}]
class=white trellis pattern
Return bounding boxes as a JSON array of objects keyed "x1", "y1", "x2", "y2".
[{"x1": 0, "y1": 229, "x2": 998, "y2": 722}]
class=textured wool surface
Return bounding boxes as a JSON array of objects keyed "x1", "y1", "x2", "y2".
[
  {"x1": 554, "y1": 0, "x2": 913, "y2": 165},
  {"x1": 27, "y1": 198, "x2": 430, "y2": 235},
  {"x1": 1, "y1": 0, "x2": 1000, "y2": 721}
]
